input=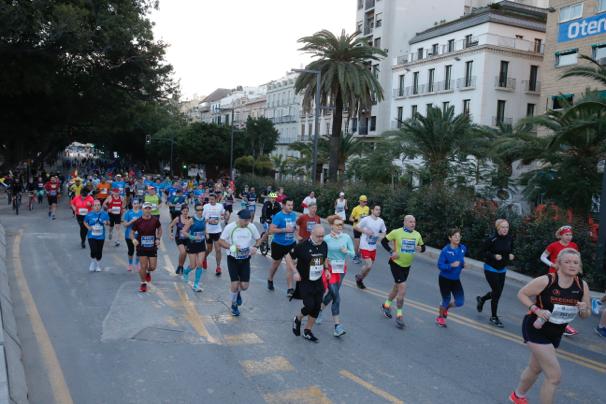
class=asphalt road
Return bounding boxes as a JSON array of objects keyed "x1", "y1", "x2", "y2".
[{"x1": 2, "y1": 197, "x2": 605, "y2": 404}]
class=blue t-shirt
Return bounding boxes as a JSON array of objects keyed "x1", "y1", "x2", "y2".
[
  {"x1": 189, "y1": 216, "x2": 206, "y2": 243},
  {"x1": 437, "y1": 243, "x2": 467, "y2": 280},
  {"x1": 112, "y1": 181, "x2": 126, "y2": 196},
  {"x1": 123, "y1": 209, "x2": 143, "y2": 238},
  {"x1": 272, "y1": 211, "x2": 298, "y2": 246},
  {"x1": 85, "y1": 211, "x2": 110, "y2": 240}
]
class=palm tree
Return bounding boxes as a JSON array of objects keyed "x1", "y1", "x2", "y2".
[
  {"x1": 295, "y1": 30, "x2": 386, "y2": 182},
  {"x1": 317, "y1": 132, "x2": 365, "y2": 177},
  {"x1": 561, "y1": 55, "x2": 606, "y2": 86}
]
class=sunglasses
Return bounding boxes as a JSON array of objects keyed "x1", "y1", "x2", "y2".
[
  {"x1": 143, "y1": 207, "x2": 152, "y2": 210},
  {"x1": 196, "y1": 209, "x2": 203, "y2": 212}
]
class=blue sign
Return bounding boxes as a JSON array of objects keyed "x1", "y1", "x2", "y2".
[{"x1": 559, "y1": 14, "x2": 606, "y2": 43}]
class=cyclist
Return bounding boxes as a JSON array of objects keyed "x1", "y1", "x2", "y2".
[{"x1": 260, "y1": 192, "x2": 281, "y2": 244}]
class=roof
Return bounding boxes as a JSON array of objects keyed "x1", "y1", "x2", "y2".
[
  {"x1": 409, "y1": 1, "x2": 547, "y2": 45},
  {"x1": 202, "y1": 88, "x2": 231, "y2": 103}
]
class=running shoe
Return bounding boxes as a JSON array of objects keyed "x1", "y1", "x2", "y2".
[
  {"x1": 435, "y1": 316, "x2": 447, "y2": 327},
  {"x1": 95, "y1": 262, "x2": 101, "y2": 272},
  {"x1": 292, "y1": 316, "x2": 301, "y2": 336},
  {"x1": 286, "y1": 288, "x2": 295, "y2": 299},
  {"x1": 175, "y1": 266, "x2": 183, "y2": 275},
  {"x1": 114, "y1": 241, "x2": 120, "y2": 247},
  {"x1": 52, "y1": 214, "x2": 56, "y2": 220},
  {"x1": 236, "y1": 291, "x2": 242, "y2": 306},
  {"x1": 355, "y1": 275, "x2": 366, "y2": 290},
  {"x1": 395, "y1": 315, "x2": 405, "y2": 329},
  {"x1": 315, "y1": 310, "x2": 323, "y2": 324},
  {"x1": 303, "y1": 329, "x2": 318, "y2": 342},
  {"x1": 508, "y1": 391, "x2": 528, "y2": 404},
  {"x1": 267, "y1": 280, "x2": 274, "y2": 291},
  {"x1": 592, "y1": 298, "x2": 603, "y2": 315},
  {"x1": 89, "y1": 262, "x2": 96, "y2": 272},
  {"x1": 215, "y1": 266, "x2": 222, "y2": 276},
  {"x1": 139, "y1": 283, "x2": 147, "y2": 293},
  {"x1": 192, "y1": 283, "x2": 202, "y2": 293},
  {"x1": 145, "y1": 272, "x2": 151, "y2": 283},
  {"x1": 489, "y1": 316, "x2": 504, "y2": 328},
  {"x1": 381, "y1": 304, "x2": 392, "y2": 319},
  {"x1": 202, "y1": 258, "x2": 208, "y2": 270},
  {"x1": 81, "y1": 241, "x2": 85, "y2": 249},
  {"x1": 595, "y1": 326, "x2": 606, "y2": 338},
  {"x1": 127, "y1": 264, "x2": 133, "y2": 272},
  {"x1": 352, "y1": 255, "x2": 361, "y2": 265},
  {"x1": 334, "y1": 324, "x2": 346, "y2": 337},
  {"x1": 564, "y1": 325, "x2": 578, "y2": 336},
  {"x1": 231, "y1": 304, "x2": 240, "y2": 316},
  {"x1": 476, "y1": 296, "x2": 484, "y2": 313}
]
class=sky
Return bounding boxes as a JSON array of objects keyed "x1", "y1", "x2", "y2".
[{"x1": 150, "y1": 0, "x2": 356, "y2": 100}]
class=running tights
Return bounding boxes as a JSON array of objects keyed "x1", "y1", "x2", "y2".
[
  {"x1": 126, "y1": 239, "x2": 135, "y2": 257},
  {"x1": 480, "y1": 270, "x2": 506, "y2": 317},
  {"x1": 438, "y1": 276, "x2": 464, "y2": 309},
  {"x1": 76, "y1": 216, "x2": 87, "y2": 243},
  {"x1": 88, "y1": 239, "x2": 104, "y2": 260},
  {"x1": 322, "y1": 277, "x2": 344, "y2": 316}
]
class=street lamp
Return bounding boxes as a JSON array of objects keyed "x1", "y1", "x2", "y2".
[
  {"x1": 219, "y1": 107, "x2": 238, "y2": 181},
  {"x1": 292, "y1": 68, "x2": 321, "y2": 183}
]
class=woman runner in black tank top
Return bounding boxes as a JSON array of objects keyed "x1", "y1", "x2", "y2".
[
  {"x1": 508, "y1": 248, "x2": 590, "y2": 404},
  {"x1": 169, "y1": 205, "x2": 190, "y2": 274}
]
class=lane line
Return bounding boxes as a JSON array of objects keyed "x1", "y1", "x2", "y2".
[
  {"x1": 263, "y1": 386, "x2": 331, "y2": 404},
  {"x1": 339, "y1": 370, "x2": 404, "y2": 404},
  {"x1": 342, "y1": 280, "x2": 606, "y2": 373},
  {"x1": 173, "y1": 283, "x2": 220, "y2": 344},
  {"x1": 11, "y1": 231, "x2": 74, "y2": 404},
  {"x1": 240, "y1": 356, "x2": 295, "y2": 377},
  {"x1": 224, "y1": 333, "x2": 264, "y2": 345}
]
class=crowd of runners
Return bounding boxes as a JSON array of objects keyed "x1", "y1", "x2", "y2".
[{"x1": 4, "y1": 166, "x2": 606, "y2": 404}]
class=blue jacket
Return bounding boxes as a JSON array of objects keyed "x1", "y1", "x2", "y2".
[{"x1": 437, "y1": 244, "x2": 467, "y2": 280}]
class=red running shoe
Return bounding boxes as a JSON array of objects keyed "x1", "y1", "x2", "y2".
[
  {"x1": 139, "y1": 283, "x2": 147, "y2": 293},
  {"x1": 435, "y1": 316, "x2": 447, "y2": 327},
  {"x1": 508, "y1": 391, "x2": 528, "y2": 404},
  {"x1": 202, "y1": 258, "x2": 208, "y2": 270},
  {"x1": 215, "y1": 266, "x2": 222, "y2": 276},
  {"x1": 564, "y1": 325, "x2": 578, "y2": 336}
]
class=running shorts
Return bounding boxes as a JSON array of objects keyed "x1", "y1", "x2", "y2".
[
  {"x1": 227, "y1": 256, "x2": 251, "y2": 282},
  {"x1": 271, "y1": 242, "x2": 296, "y2": 261},
  {"x1": 109, "y1": 213, "x2": 122, "y2": 226},
  {"x1": 360, "y1": 249, "x2": 377, "y2": 261},
  {"x1": 48, "y1": 195, "x2": 58, "y2": 205},
  {"x1": 353, "y1": 229, "x2": 362, "y2": 239},
  {"x1": 137, "y1": 248, "x2": 157, "y2": 258},
  {"x1": 522, "y1": 315, "x2": 563, "y2": 348},
  {"x1": 206, "y1": 232, "x2": 221, "y2": 244},
  {"x1": 175, "y1": 238, "x2": 189, "y2": 247},
  {"x1": 389, "y1": 260, "x2": 410, "y2": 284},
  {"x1": 224, "y1": 204, "x2": 233, "y2": 213},
  {"x1": 186, "y1": 242, "x2": 206, "y2": 254}
]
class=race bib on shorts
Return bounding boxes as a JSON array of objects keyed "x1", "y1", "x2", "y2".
[
  {"x1": 400, "y1": 239, "x2": 416, "y2": 254},
  {"x1": 141, "y1": 235, "x2": 155, "y2": 248},
  {"x1": 78, "y1": 208, "x2": 88, "y2": 215},
  {"x1": 91, "y1": 224, "x2": 103, "y2": 237},
  {"x1": 331, "y1": 259, "x2": 345, "y2": 274},
  {"x1": 549, "y1": 304, "x2": 578, "y2": 325}
]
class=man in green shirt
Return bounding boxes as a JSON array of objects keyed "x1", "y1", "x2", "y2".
[
  {"x1": 144, "y1": 187, "x2": 161, "y2": 218},
  {"x1": 381, "y1": 214, "x2": 425, "y2": 328}
]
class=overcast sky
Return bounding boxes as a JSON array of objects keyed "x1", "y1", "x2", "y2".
[{"x1": 150, "y1": 0, "x2": 356, "y2": 100}]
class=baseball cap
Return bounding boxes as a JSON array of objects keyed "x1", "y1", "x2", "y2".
[
  {"x1": 339, "y1": 192, "x2": 344, "y2": 197},
  {"x1": 142, "y1": 202, "x2": 153, "y2": 209},
  {"x1": 237, "y1": 209, "x2": 252, "y2": 219},
  {"x1": 359, "y1": 195, "x2": 368, "y2": 202}
]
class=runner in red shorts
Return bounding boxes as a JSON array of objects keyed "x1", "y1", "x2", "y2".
[{"x1": 353, "y1": 204, "x2": 387, "y2": 289}]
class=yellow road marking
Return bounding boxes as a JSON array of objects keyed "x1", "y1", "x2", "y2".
[
  {"x1": 240, "y1": 356, "x2": 294, "y2": 376},
  {"x1": 263, "y1": 386, "x2": 331, "y2": 404},
  {"x1": 224, "y1": 333, "x2": 263, "y2": 345},
  {"x1": 339, "y1": 370, "x2": 404, "y2": 404},
  {"x1": 11, "y1": 231, "x2": 74, "y2": 404},
  {"x1": 174, "y1": 283, "x2": 220, "y2": 344},
  {"x1": 343, "y1": 280, "x2": 606, "y2": 373}
]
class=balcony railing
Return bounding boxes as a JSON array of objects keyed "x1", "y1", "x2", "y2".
[
  {"x1": 393, "y1": 88, "x2": 406, "y2": 98},
  {"x1": 435, "y1": 80, "x2": 454, "y2": 92},
  {"x1": 522, "y1": 80, "x2": 541, "y2": 94},
  {"x1": 271, "y1": 115, "x2": 297, "y2": 124},
  {"x1": 456, "y1": 76, "x2": 476, "y2": 90},
  {"x1": 492, "y1": 116, "x2": 513, "y2": 127},
  {"x1": 495, "y1": 76, "x2": 516, "y2": 91}
]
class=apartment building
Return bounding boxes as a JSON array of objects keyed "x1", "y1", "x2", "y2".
[
  {"x1": 391, "y1": 1, "x2": 547, "y2": 127},
  {"x1": 542, "y1": 0, "x2": 606, "y2": 111},
  {"x1": 265, "y1": 73, "x2": 302, "y2": 157},
  {"x1": 232, "y1": 96, "x2": 266, "y2": 129}
]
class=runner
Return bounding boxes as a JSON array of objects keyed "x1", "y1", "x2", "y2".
[
  {"x1": 267, "y1": 198, "x2": 298, "y2": 297},
  {"x1": 203, "y1": 193, "x2": 226, "y2": 276},
  {"x1": 182, "y1": 204, "x2": 207, "y2": 292},
  {"x1": 318, "y1": 215, "x2": 355, "y2": 337},
  {"x1": 296, "y1": 202, "x2": 321, "y2": 241},
  {"x1": 123, "y1": 199, "x2": 143, "y2": 272},
  {"x1": 112, "y1": 174, "x2": 126, "y2": 197},
  {"x1": 44, "y1": 176, "x2": 61, "y2": 220},
  {"x1": 223, "y1": 188, "x2": 235, "y2": 223},
  {"x1": 509, "y1": 249, "x2": 590, "y2": 404},
  {"x1": 334, "y1": 192, "x2": 347, "y2": 221},
  {"x1": 476, "y1": 219, "x2": 515, "y2": 328},
  {"x1": 71, "y1": 189, "x2": 94, "y2": 248},
  {"x1": 353, "y1": 204, "x2": 387, "y2": 289},
  {"x1": 349, "y1": 195, "x2": 369, "y2": 264},
  {"x1": 69, "y1": 178, "x2": 84, "y2": 198},
  {"x1": 103, "y1": 187, "x2": 124, "y2": 247},
  {"x1": 167, "y1": 188, "x2": 187, "y2": 221},
  {"x1": 291, "y1": 224, "x2": 329, "y2": 342},
  {"x1": 382, "y1": 214, "x2": 425, "y2": 328},
  {"x1": 276, "y1": 187, "x2": 287, "y2": 205},
  {"x1": 36, "y1": 177, "x2": 45, "y2": 204},
  {"x1": 219, "y1": 209, "x2": 261, "y2": 316},
  {"x1": 83, "y1": 200, "x2": 110, "y2": 272},
  {"x1": 260, "y1": 192, "x2": 281, "y2": 240},
  {"x1": 435, "y1": 228, "x2": 466, "y2": 328},
  {"x1": 596, "y1": 292, "x2": 606, "y2": 338},
  {"x1": 131, "y1": 202, "x2": 162, "y2": 293},
  {"x1": 240, "y1": 186, "x2": 258, "y2": 221},
  {"x1": 95, "y1": 177, "x2": 110, "y2": 205},
  {"x1": 301, "y1": 191, "x2": 316, "y2": 215},
  {"x1": 168, "y1": 205, "x2": 190, "y2": 275},
  {"x1": 133, "y1": 177, "x2": 147, "y2": 202},
  {"x1": 540, "y1": 225, "x2": 580, "y2": 337},
  {"x1": 144, "y1": 186, "x2": 161, "y2": 219}
]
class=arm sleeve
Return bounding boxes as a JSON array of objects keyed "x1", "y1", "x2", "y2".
[
  {"x1": 540, "y1": 251, "x2": 553, "y2": 267},
  {"x1": 381, "y1": 237, "x2": 393, "y2": 253}
]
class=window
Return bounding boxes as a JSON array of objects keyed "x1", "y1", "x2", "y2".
[
  {"x1": 374, "y1": 37, "x2": 382, "y2": 48},
  {"x1": 496, "y1": 100, "x2": 506, "y2": 125},
  {"x1": 357, "y1": 0, "x2": 363, "y2": 9},
  {"x1": 411, "y1": 105, "x2": 418, "y2": 117},
  {"x1": 463, "y1": 99, "x2": 471, "y2": 116},
  {"x1": 398, "y1": 74, "x2": 405, "y2": 96},
  {"x1": 413, "y1": 72, "x2": 419, "y2": 94},
  {"x1": 370, "y1": 116, "x2": 377, "y2": 131},
  {"x1": 301, "y1": 124, "x2": 305, "y2": 137},
  {"x1": 428, "y1": 68, "x2": 435, "y2": 92},
  {"x1": 465, "y1": 61, "x2": 473, "y2": 87},
  {"x1": 516, "y1": 34, "x2": 524, "y2": 40},
  {"x1": 442, "y1": 101, "x2": 450, "y2": 113},
  {"x1": 600, "y1": 0, "x2": 606, "y2": 12},
  {"x1": 309, "y1": 123, "x2": 313, "y2": 138},
  {"x1": 448, "y1": 39, "x2": 455, "y2": 53},
  {"x1": 431, "y1": 43, "x2": 439, "y2": 55},
  {"x1": 593, "y1": 44, "x2": 606, "y2": 61},
  {"x1": 526, "y1": 103, "x2": 535, "y2": 117},
  {"x1": 529, "y1": 65, "x2": 539, "y2": 92},
  {"x1": 426, "y1": 103, "x2": 433, "y2": 113},
  {"x1": 559, "y1": 3, "x2": 583, "y2": 22},
  {"x1": 534, "y1": 38, "x2": 543, "y2": 53},
  {"x1": 352, "y1": 118, "x2": 358, "y2": 132},
  {"x1": 397, "y1": 107, "x2": 403, "y2": 128},
  {"x1": 498, "y1": 61, "x2": 509, "y2": 87},
  {"x1": 417, "y1": 48, "x2": 424, "y2": 60},
  {"x1": 465, "y1": 34, "x2": 474, "y2": 48},
  {"x1": 376, "y1": 13, "x2": 382, "y2": 27},
  {"x1": 552, "y1": 94, "x2": 574, "y2": 110},
  {"x1": 445, "y1": 65, "x2": 452, "y2": 90},
  {"x1": 326, "y1": 123, "x2": 331, "y2": 135},
  {"x1": 555, "y1": 49, "x2": 578, "y2": 67}
]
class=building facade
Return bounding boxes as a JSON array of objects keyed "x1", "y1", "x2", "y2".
[
  {"x1": 391, "y1": 1, "x2": 547, "y2": 127},
  {"x1": 542, "y1": 0, "x2": 606, "y2": 112}
]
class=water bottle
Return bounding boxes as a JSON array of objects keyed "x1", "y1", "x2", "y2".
[{"x1": 533, "y1": 316, "x2": 546, "y2": 329}]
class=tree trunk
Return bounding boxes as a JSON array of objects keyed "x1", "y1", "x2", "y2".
[{"x1": 329, "y1": 91, "x2": 343, "y2": 182}]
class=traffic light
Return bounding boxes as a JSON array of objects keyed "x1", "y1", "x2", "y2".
[{"x1": 145, "y1": 134, "x2": 151, "y2": 144}]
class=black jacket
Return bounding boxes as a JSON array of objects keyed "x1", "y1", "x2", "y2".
[{"x1": 482, "y1": 233, "x2": 514, "y2": 270}]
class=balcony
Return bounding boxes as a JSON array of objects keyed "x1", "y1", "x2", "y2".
[
  {"x1": 435, "y1": 80, "x2": 454, "y2": 93},
  {"x1": 271, "y1": 115, "x2": 297, "y2": 124},
  {"x1": 358, "y1": 125, "x2": 369, "y2": 135},
  {"x1": 522, "y1": 80, "x2": 541, "y2": 95},
  {"x1": 495, "y1": 76, "x2": 516, "y2": 92},
  {"x1": 365, "y1": 0, "x2": 375, "y2": 10},
  {"x1": 456, "y1": 76, "x2": 476, "y2": 90},
  {"x1": 492, "y1": 116, "x2": 513, "y2": 127},
  {"x1": 393, "y1": 88, "x2": 406, "y2": 98}
]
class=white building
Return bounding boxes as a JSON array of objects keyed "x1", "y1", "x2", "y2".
[
  {"x1": 265, "y1": 73, "x2": 303, "y2": 157},
  {"x1": 354, "y1": 0, "x2": 549, "y2": 137},
  {"x1": 390, "y1": 1, "x2": 546, "y2": 128}
]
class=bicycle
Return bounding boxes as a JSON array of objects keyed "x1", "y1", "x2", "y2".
[
  {"x1": 12, "y1": 192, "x2": 22, "y2": 215},
  {"x1": 259, "y1": 221, "x2": 272, "y2": 256}
]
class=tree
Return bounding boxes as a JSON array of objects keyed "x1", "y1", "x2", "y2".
[
  {"x1": 242, "y1": 117, "x2": 279, "y2": 158},
  {"x1": 561, "y1": 55, "x2": 606, "y2": 86},
  {"x1": 294, "y1": 30, "x2": 386, "y2": 182}
]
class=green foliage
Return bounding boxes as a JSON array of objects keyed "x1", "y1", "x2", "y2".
[
  {"x1": 234, "y1": 156, "x2": 255, "y2": 173},
  {"x1": 243, "y1": 117, "x2": 279, "y2": 158}
]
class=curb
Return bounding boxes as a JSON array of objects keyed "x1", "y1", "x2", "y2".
[{"x1": 0, "y1": 224, "x2": 28, "y2": 404}]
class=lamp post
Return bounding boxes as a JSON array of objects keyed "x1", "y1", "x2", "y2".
[
  {"x1": 219, "y1": 107, "x2": 237, "y2": 181},
  {"x1": 292, "y1": 68, "x2": 321, "y2": 183},
  {"x1": 596, "y1": 161, "x2": 606, "y2": 275}
]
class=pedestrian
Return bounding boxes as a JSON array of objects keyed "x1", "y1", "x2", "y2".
[
  {"x1": 291, "y1": 224, "x2": 330, "y2": 343},
  {"x1": 296, "y1": 202, "x2": 321, "y2": 241},
  {"x1": 509, "y1": 248, "x2": 590, "y2": 404},
  {"x1": 349, "y1": 195, "x2": 369, "y2": 264},
  {"x1": 267, "y1": 198, "x2": 298, "y2": 297},
  {"x1": 83, "y1": 199, "x2": 110, "y2": 272},
  {"x1": 435, "y1": 228, "x2": 466, "y2": 328},
  {"x1": 476, "y1": 219, "x2": 515, "y2": 328}
]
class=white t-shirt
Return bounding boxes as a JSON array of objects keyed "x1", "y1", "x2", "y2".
[
  {"x1": 203, "y1": 203, "x2": 225, "y2": 234},
  {"x1": 302, "y1": 196, "x2": 316, "y2": 215},
  {"x1": 358, "y1": 216, "x2": 387, "y2": 251},
  {"x1": 220, "y1": 222, "x2": 261, "y2": 259}
]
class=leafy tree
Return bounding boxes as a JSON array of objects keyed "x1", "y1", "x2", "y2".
[
  {"x1": 241, "y1": 117, "x2": 279, "y2": 158},
  {"x1": 561, "y1": 55, "x2": 606, "y2": 86},
  {"x1": 294, "y1": 29, "x2": 386, "y2": 182}
]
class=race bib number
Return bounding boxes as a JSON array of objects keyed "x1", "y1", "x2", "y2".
[
  {"x1": 111, "y1": 206, "x2": 121, "y2": 214},
  {"x1": 285, "y1": 220, "x2": 295, "y2": 241},
  {"x1": 368, "y1": 235, "x2": 378, "y2": 245},
  {"x1": 151, "y1": 203, "x2": 157, "y2": 210},
  {"x1": 50, "y1": 190, "x2": 57, "y2": 196},
  {"x1": 336, "y1": 206, "x2": 344, "y2": 212},
  {"x1": 174, "y1": 203, "x2": 182, "y2": 211},
  {"x1": 310, "y1": 264, "x2": 323, "y2": 281},
  {"x1": 208, "y1": 216, "x2": 220, "y2": 225},
  {"x1": 400, "y1": 239, "x2": 416, "y2": 254},
  {"x1": 549, "y1": 304, "x2": 578, "y2": 325},
  {"x1": 91, "y1": 224, "x2": 103, "y2": 237},
  {"x1": 331, "y1": 259, "x2": 345, "y2": 274},
  {"x1": 235, "y1": 247, "x2": 250, "y2": 259},
  {"x1": 141, "y1": 235, "x2": 155, "y2": 248},
  {"x1": 78, "y1": 208, "x2": 88, "y2": 215},
  {"x1": 193, "y1": 231, "x2": 205, "y2": 242},
  {"x1": 137, "y1": 190, "x2": 144, "y2": 196},
  {"x1": 306, "y1": 221, "x2": 316, "y2": 233}
]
